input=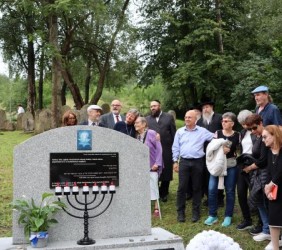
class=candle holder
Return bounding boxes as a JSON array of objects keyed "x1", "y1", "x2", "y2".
[{"x1": 55, "y1": 181, "x2": 116, "y2": 245}]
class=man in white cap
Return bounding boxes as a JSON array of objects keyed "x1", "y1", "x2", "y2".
[
  {"x1": 80, "y1": 105, "x2": 105, "y2": 126},
  {"x1": 251, "y1": 85, "x2": 282, "y2": 126}
]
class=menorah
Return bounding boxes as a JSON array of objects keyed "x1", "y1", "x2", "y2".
[{"x1": 55, "y1": 181, "x2": 116, "y2": 245}]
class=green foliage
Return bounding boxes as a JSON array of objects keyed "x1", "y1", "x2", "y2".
[
  {"x1": 138, "y1": 0, "x2": 282, "y2": 115},
  {"x1": 227, "y1": 53, "x2": 282, "y2": 113},
  {"x1": 12, "y1": 192, "x2": 66, "y2": 239},
  {"x1": 0, "y1": 75, "x2": 27, "y2": 111}
]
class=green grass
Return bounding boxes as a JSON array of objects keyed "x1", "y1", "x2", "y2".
[
  {"x1": 0, "y1": 130, "x2": 270, "y2": 249},
  {"x1": 152, "y1": 174, "x2": 269, "y2": 249},
  {"x1": 0, "y1": 131, "x2": 33, "y2": 237}
]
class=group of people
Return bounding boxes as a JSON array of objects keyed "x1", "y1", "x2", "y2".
[
  {"x1": 61, "y1": 85, "x2": 282, "y2": 250},
  {"x1": 61, "y1": 99, "x2": 176, "y2": 218},
  {"x1": 172, "y1": 85, "x2": 282, "y2": 250}
]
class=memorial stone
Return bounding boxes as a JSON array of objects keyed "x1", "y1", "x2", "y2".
[
  {"x1": 22, "y1": 111, "x2": 34, "y2": 132},
  {"x1": 11, "y1": 126, "x2": 184, "y2": 250},
  {"x1": 61, "y1": 105, "x2": 71, "y2": 116},
  {"x1": 34, "y1": 109, "x2": 52, "y2": 134},
  {"x1": 79, "y1": 105, "x2": 89, "y2": 124},
  {"x1": 4, "y1": 120, "x2": 15, "y2": 131},
  {"x1": 101, "y1": 103, "x2": 110, "y2": 114},
  {"x1": 16, "y1": 113, "x2": 24, "y2": 130},
  {"x1": 0, "y1": 109, "x2": 7, "y2": 130}
]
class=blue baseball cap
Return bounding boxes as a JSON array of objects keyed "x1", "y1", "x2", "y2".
[{"x1": 251, "y1": 85, "x2": 269, "y2": 94}]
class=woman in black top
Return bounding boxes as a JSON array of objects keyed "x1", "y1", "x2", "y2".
[
  {"x1": 263, "y1": 125, "x2": 282, "y2": 250},
  {"x1": 114, "y1": 109, "x2": 139, "y2": 138},
  {"x1": 204, "y1": 112, "x2": 240, "y2": 227},
  {"x1": 236, "y1": 110, "x2": 257, "y2": 231},
  {"x1": 244, "y1": 114, "x2": 270, "y2": 242}
]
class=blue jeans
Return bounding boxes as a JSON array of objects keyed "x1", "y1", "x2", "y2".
[
  {"x1": 257, "y1": 195, "x2": 270, "y2": 234},
  {"x1": 208, "y1": 166, "x2": 238, "y2": 217}
]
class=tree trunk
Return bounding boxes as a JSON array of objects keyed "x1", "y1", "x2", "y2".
[
  {"x1": 89, "y1": 0, "x2": 130, "y2": 104},
  {"x1": 38, "y1": 49, "x2": 44, "y2": 110},
  {"x1": 61, "y1": 81, "x2": 67, "y2": 106},
  {"x1": 60, "y1": 68, "x2": 84, "y2": 109},
  {"x1": 84, "y1": 59, "x2": 91, "y2": 104},
  {"x1": 26, "y1": 15, "x2": 36, "y2": 116},
  {"x1": 215, "y1": 0, "x2": 224, "y2": 54},
  {"x1": 49, "y1": 10, "x2": 62, "y2": 128},
  {"x1": 90, "y1": 59, "x2": 109, "y2": 104}
]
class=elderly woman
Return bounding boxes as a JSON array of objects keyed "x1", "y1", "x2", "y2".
[
  {"x1": 263, "y1": 125, "x2": 282, "y2": 250},
  {"x1": 244, "y1": 114, "x2": 270, "y2": 242},
  {"x1": 134, "y1": 116, "x2": 163, "y2": 217},
  {"x1": 236, "y1": 110, "x2": 256, "y2": 231},
  {"x1": 62, "y1": 110, "x2": 78, "y2": 126},
  {"x1": 204, "y1": 112, "x2": 240, "y2": 227},
  {"x1": 114, "y1": 109, "x2": 140, "y2": 138}
]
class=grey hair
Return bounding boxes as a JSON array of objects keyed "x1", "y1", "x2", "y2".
[
  {"x1": 137, "y1": 116, "x2": 148, "y2": 127},
  {"x1": 237, "y1": 110, "x2": 253, "y2": 124},
  {"x1": 127, "y1": 108, "x2": 140, "y2": 118},
  {"x1": 222, "y1": 112, "x2": 237, "y2": 122}
]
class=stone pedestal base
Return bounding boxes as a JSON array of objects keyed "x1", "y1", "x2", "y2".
[{"x1": 0, "y1": 228, "x2": 185, "y2": 250}]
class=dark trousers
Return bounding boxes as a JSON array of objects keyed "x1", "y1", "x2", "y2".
[
  {"x1": 237, "y1": 171, "x2": 262, "y2": 225},
  {"x1": 237, "y1": 171, "x2": 252, "y2": 221},
  {"x1": 159, "y1": 180, "x2": 170, "y2": 198},
  {"x1": 177, "y1": 157, "x2": 204, "y2": 216}
]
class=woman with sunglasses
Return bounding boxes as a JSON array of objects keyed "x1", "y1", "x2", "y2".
[
  {"x1": 204, "y1": 112, "x2": 240, "y2": 227},
  {"x1": 263, "y1": 125, "x2": 282, "y2": 250},
  {"x1": 244, "y1": 114, "x2": 271, "y2": 242}
]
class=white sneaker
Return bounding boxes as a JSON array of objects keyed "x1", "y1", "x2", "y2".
[
  {"x1": 253, "y1": 232, "x2": 271, "y2": 242},
  {"x1": 265, "y1": 240, "x2": 282, "y2": 250}
]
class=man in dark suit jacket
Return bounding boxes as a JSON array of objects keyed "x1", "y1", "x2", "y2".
[
  {"x1": 100, "y1": 100, "x2": 125, "y2": 129},
  {"x1": 197, "y1": 99, "x2": 223, "y2": 206},
  {"x1": 146, "y1": 100, "x2": 176, "y2": 202},
  {"x1": 80, "y1": 105, "x2": 105, "y2": 127}
]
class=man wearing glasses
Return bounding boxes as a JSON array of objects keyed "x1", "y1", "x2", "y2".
[{"x1": 100, "y1": 99, "x2": 125, "y2": 129}]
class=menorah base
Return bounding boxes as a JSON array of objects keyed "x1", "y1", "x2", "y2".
[{"x1": 77, "y1": 237, "x2": 96, "y2": 245}]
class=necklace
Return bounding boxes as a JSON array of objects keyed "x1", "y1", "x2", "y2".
[{"x1": 272, "y1": 153, "x2": 278, "y2": 165}]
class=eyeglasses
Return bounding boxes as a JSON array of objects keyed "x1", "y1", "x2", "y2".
[
  {"x1": 111, "y1": 104, "x2": 121, "y2": 107},
  {"x1": 222, "y1": 120, "x2": 233, "y2": 123},
  {"x1": 247, "y1": 125, "x2": 258, "y2": 131}
]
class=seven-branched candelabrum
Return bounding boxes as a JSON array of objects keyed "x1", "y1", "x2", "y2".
[{"x1": 55, "y1": 181, "x2": 116, "y2": 245}]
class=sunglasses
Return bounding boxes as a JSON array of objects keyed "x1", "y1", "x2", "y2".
[{"x1": 247, "y1": 125, "x2": 258, "y2": 131}]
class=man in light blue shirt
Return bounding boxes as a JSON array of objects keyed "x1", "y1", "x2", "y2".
[{"x1": 173, "y1": 110, "x2": 214, "y2": 223}]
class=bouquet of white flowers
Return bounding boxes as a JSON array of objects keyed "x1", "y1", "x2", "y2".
[{"x1": 186, "y1": 230, "x2": 242, "y2": 250}]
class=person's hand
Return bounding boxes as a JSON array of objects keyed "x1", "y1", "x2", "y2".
[
  {"x1": 243, "y1": 165, "x2": 252, "y2": 174},
  {"x1": 155, "y1": 133, "x2": 161, "y2": 141},
  {"x1": 223, "y1": 145, "x2": 230, "y2": 154},
  {"x1": 267, "y1": 192, "x2": 274, "y2": 200},
  {"x1": 173, "y1": 162, "x2": 179, "y2": 173},
  {"x1": 264, "y1": 182, "x2": 274, "y2": 196},
  {"x1": 151, "y1": 164, "x2": 158, "y2": 171},
  {"x1": 243, "y1": 164, "x2": 257, "y2": 174}
]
